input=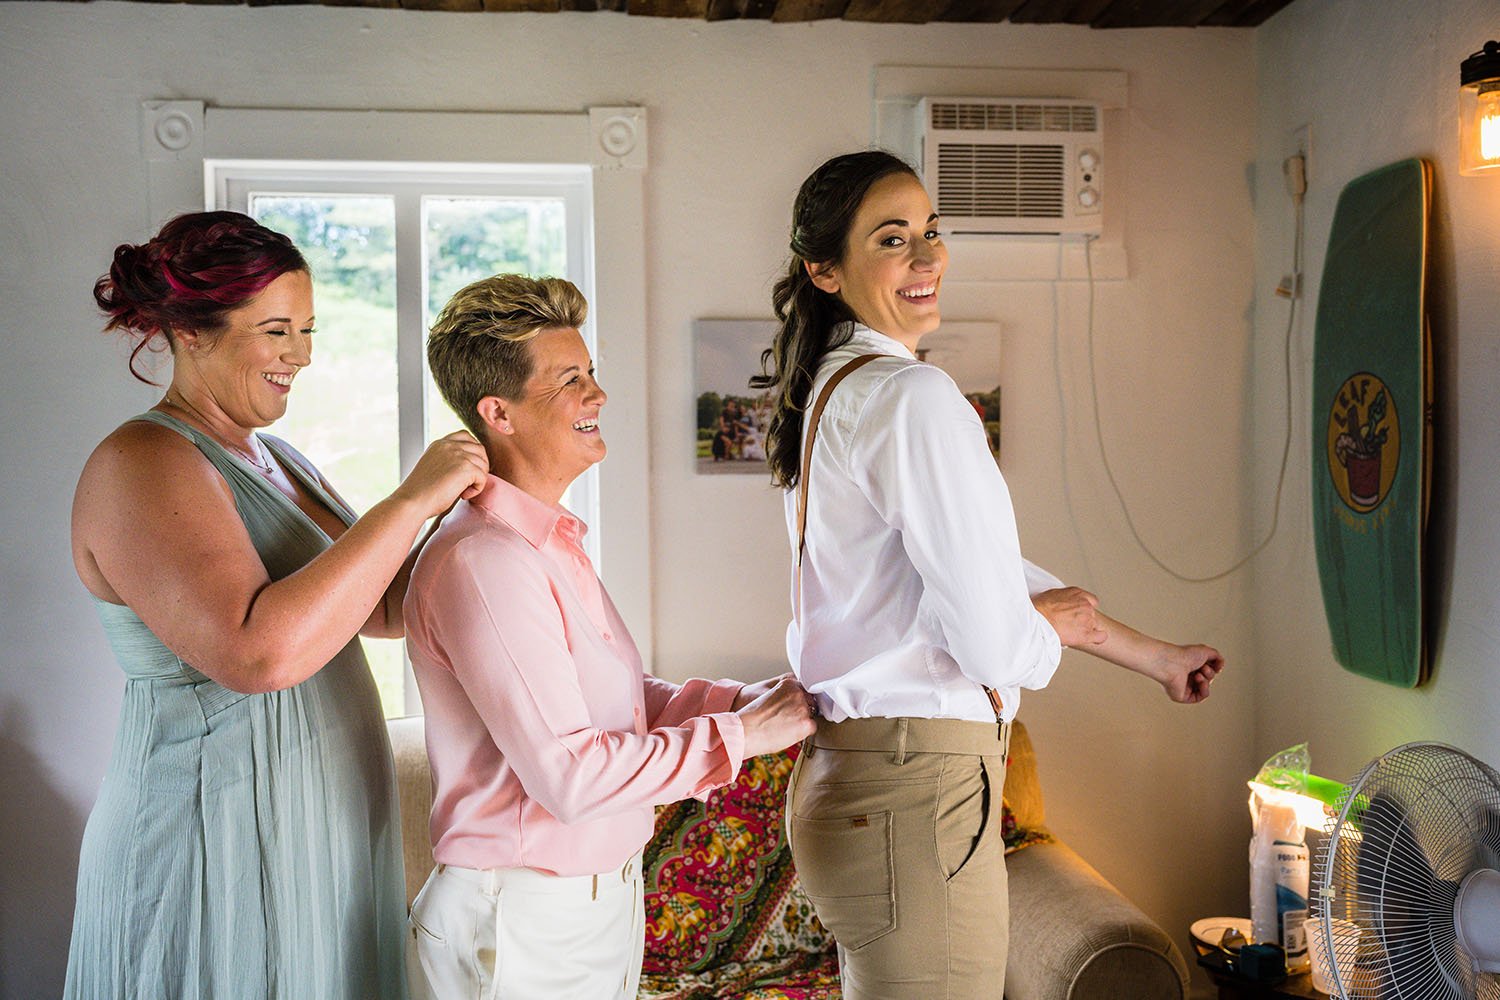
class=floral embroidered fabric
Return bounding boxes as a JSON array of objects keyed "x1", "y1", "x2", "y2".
[{"x1": 639, "y1": 742, "x2": 1055, "y2": 999}]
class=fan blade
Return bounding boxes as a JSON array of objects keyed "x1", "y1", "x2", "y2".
[
  {"x1": 1475, "y1": 803, "x2": 1500, "y2": 877},
  {"x1": 1355, "y1": 792, "x2": 1464, "y2": 998}
]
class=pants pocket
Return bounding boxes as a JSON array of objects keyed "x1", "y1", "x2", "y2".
[
  {"x1": 791, "y1": 810, "x2": 896, "y2": 951},
  {"x1": 408, "y1": 870, "x2": 448, "y2": 945},
  {"x1": 936, "y1": 755, "x2": 992, "y2": 883}
]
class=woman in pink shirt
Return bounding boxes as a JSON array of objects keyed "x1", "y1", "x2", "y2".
[{"x1": 404, "y1": 273, "x2": 815, "y2": 1000}]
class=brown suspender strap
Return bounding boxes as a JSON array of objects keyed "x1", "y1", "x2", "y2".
[
  {"x1": 796, "y1": 353, "x2": 883, "y2": 581},
  {"x1": 793, "y1": 352, "x2": 1006, "y2": 725}
]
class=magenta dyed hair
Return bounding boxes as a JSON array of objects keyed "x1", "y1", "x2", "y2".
[{"x1": 94, "y1": 211, "x2": 309, "y2": 384}]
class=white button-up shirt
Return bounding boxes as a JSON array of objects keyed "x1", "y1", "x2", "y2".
[{"x1": 784, "y1": 323, "x2": 1063, "y2": 724}]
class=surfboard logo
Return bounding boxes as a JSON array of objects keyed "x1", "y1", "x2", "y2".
[{"x1": 1327, "y1": 372, "x2": 1400, "y2": 513}]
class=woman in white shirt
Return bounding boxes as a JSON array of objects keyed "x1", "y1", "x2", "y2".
[{"x1": 753, "y1": 150, "x2": 1225, "y2": 999}]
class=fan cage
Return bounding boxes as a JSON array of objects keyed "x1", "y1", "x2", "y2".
[{"x1": 1314, "y1": 741, "x2": 1500, "y2": 1000}]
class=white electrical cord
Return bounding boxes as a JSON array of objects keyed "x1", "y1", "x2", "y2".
[{"x1": 1082, "y1": 177, "x2": 1304, "y2": 584}]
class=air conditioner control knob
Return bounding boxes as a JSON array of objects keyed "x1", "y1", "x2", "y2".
[
  {"x1": 1079, "y1": 149, "x2": 1100, "y2": 172},
  {"x1": 1078, "y1": 186, "x2": 1100, "y2": 208}
]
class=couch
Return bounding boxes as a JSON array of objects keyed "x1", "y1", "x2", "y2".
[{"x1": 387, "y1": 716, "x2": 1188, "y2": 999}]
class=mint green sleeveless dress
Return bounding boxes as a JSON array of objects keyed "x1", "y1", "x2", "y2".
[{"x1": 63, "y1": 412, "x2": 408, "y2": 1000}]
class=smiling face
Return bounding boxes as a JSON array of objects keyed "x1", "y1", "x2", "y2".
[
  {"x1": 173, "y1": 269, "x2": 315, "y2": 430},
  {"x1": 807, "y1": 171, "x2": 947, "y2": 352},
  {"x1": 490, "y1": 326, "x2": 607, "y2": 500}
]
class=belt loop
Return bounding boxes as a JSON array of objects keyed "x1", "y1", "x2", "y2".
[{"x1": 893, "y1": 718, "x2": 909, "y2": 766}]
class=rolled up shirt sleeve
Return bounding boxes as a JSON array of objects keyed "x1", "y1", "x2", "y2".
[
  {"x1": 429, "y1": 543, "x2": 744, "y2": 827},
  {"x1": 849, "y1": 365, "x2": 1062, "y2": 694}
]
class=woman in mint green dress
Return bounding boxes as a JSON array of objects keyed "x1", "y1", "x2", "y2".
[{"x1": 65, "y1": 212, "x2": 489, "y2": 999}]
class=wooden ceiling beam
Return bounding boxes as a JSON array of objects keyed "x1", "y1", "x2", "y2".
[
  {"x1": 627, "y1": 0, "x2": 708, "y2": 16},
  {"x1": 935, "y1": 0, "x2": 1026, "y2": 24},
  {"x1": 842, "y1": 0, "x2": 941, "y2": 23},
  {"x1": 1197, "y1": 0, "x2": 1287, "y2": 26},
  {"x1": 56, "y1": 0, "x2": 1296, "y2": 22},
  {"x1": 1005, "y1": 0, "x2": 1093, "y2": 24},
  {"x1": 482, "y1": 0, "x2": 561, "y2": 10},
  {"x1": 1090, "y1": 0, "x2": 1231, "y2": 27},
  {"x1": 706, "y1": 0, "x2": 776, "y2": 21},
  {"x1": 770, "y1": 0, "x2": 852, "y2": 22}
]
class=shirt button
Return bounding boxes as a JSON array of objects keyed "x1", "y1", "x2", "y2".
[{"x1": 602, "y1": 631, "x2": 614, "y2": 642}]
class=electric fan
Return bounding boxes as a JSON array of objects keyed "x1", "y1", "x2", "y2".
[{"x1": 1313, "y1": 742, "x2": 1500, "y2": 999}]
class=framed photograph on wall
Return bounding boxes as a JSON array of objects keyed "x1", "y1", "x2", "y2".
[
  {"x1": 916, "y1": 321, "x2": 1003, "y2": 462},
  {"x1": 693, "y1": 318, "x2": 1002, "y2": 474},
  {"x1": 694, "y1": 318, "x2": 777, "y2": 476}
]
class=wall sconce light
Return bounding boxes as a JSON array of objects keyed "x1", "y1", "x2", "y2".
[{"x1": 1460, "y1": 40, "x2": 1500, "y2": 176}]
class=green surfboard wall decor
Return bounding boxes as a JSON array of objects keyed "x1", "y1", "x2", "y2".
[{"x1": 1311, "y1": 158, "x2": 1432, "y2": 688}]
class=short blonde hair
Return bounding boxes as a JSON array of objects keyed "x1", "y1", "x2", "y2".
[{"x1": 426, "y1": 274, "x2": 589, "y2": 437}]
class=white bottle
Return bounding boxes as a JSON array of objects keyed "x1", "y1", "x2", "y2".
[{"x1": 1249, "y1": 801, "x2": 1310, "y2": 971}]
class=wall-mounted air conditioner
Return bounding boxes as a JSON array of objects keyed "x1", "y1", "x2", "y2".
[{"x1": 919, "y1": 97, "x2": 1103, "y2": 236}]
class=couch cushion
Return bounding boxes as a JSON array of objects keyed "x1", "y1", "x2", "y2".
[
  {"x1": 643, "y1": 747, "x2": 826, "y2": 975},
  {"x1": 1003, "y1": 721, "x2": 1046, "y2": 832}
]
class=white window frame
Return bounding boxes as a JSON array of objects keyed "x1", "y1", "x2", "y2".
[
  {"x1": 208, "y1": 161, "x2": 601, "y2": 536},
  {"x1": 141, "y1": 102, "x2": 656, "y2": 679}
]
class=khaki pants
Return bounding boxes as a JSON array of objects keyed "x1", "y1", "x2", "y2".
[
  {"x1": 788, "y1": 717, "x2": 1011, "y2": 1000},
  {"x1": 406, "y1": 854, "x2": 644, "y2": 1000}
]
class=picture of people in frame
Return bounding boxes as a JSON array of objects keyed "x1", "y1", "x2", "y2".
[
  {"x1": 694, "y1": 319, "x2": 777, "y2": 475},
  {"x1": 693, "y1": 318, "x2": 1001, "y2": 474}
]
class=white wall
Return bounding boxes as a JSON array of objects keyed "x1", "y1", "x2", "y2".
[
  {"x1": 1249, "y1": 0, "x2": 1500, "y2": 786},
  {"x1": 0, "y1": 3, "x2": 1260, "y2": 996}
]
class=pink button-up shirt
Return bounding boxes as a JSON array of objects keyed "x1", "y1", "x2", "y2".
[{"x1": 405, "y1": 475, "x2": 746, "y2": 876}]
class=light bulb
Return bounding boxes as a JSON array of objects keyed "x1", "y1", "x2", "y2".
[
  {"x1": 1460, "y1": 41, "x2": 1500, "y2": 176},
  {"x1": 1478, "y1": 85, "x2": 1500, "y2": 162}
]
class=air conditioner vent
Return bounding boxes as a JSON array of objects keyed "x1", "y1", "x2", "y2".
[
  {"x1": 927, "y1": 101, "x2": 1098, "y2": 134},
  {"x1": 935, "y1": 144, "x2": 1066, "y2": 219},
  {"x1": 920, "y1": 96, "x2": 1103, "y2": 235}
]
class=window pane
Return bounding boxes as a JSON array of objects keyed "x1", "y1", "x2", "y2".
[
  {"x1": 422, "y1": 196, "x2": 568, "y2": 445},
  {"x1": 421, "y1": 197, "x2": 587, "y2": 510},
  {"x1": 249, "y1": 194, "x2": 407, "y2": 718}
]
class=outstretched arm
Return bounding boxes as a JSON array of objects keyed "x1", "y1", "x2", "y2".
[{"x1": 1085, "y1": 612, "x2": 1224, "y2": 704}]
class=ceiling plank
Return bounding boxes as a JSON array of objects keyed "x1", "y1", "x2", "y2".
[
  {"x1": 770, "y1": 0, "x2": 852, "y2": 22},
  {"x1": 395, "y1": 0, "x2": 482, "y2": 10},
  {"x1": 1197, "y1": 0, "x2": 1291, "y2": 26},
  {"x1": 1091, "y1": 0, "x2": 1227, "y2": 27},
  {"x1": 1006, "y1": 0, "x2": 1094, "y2": 24},
  {"x1": 56, "y1": 0, "x2": 1297, "y2": 22},
  {"x1": 843, "y1": 0, "x2": 941, "y2": 22},
  {"x1": 934, "y1": 0, "x2": 1026, "y2": 24},
  {"x1": 627, "y1": 0, "x2": 708, "y2": 16},
  {"x1": 707, "y1": 0, "x2": 776, "y2": 20}
]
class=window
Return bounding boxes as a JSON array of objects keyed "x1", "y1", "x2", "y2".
[{"x1": 211, "y1": 162, "x2": 595, "y2": 716}]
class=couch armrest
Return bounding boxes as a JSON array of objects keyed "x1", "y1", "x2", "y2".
[{"x1": 1004, "y1": 839, "x2": 1188, "y2": 1000}]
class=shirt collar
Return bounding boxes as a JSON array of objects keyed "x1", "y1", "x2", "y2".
[
  {"x1": 468, "y1": 474, "x2": 588, "y2": 550},
  {"x1": 841, "y1": 321, "x2": 918, "y2": 360}
]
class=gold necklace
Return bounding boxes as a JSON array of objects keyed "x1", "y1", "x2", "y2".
[{"x1": 161, "y1": 392, "x2": 276, "y2": 476}]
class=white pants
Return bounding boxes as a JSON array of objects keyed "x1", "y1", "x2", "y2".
[{"x1": 406, "y1": 854, "x2": 644, "y2": 1000}]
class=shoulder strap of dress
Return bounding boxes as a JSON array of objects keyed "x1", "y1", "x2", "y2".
[{"x1": 128, "y1": 408, "x2": 200, "y2": 441}]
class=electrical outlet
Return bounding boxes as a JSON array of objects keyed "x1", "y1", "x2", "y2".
[{"x1": 1291, "y1": 124, "x2": 1311, "y2": 185}]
